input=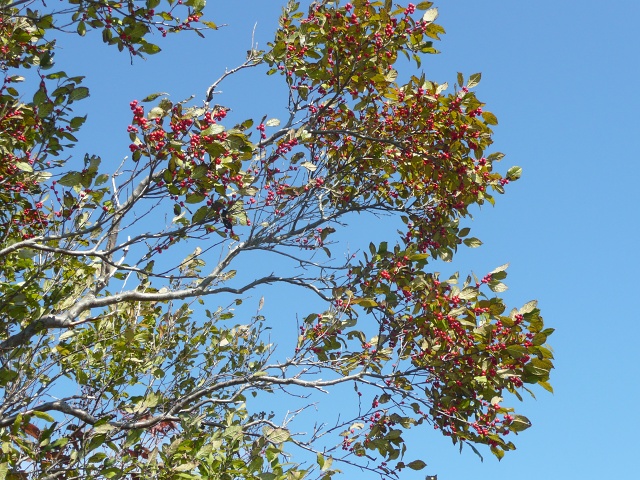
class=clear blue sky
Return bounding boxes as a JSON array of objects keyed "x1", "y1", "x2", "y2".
[{"x1": 49, "y1": 1, "x2": 640, "y2": 478}]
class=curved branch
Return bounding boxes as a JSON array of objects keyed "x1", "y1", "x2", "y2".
[
  {"x1": 0, "y1": 272, "x2": 332, "y2": 350},
  {"x1": 0, "y1": 369, "x2": 365, "y2": 431},
  {"x1": 205, "y1": 53, "x2": 263, "y2": 104}
]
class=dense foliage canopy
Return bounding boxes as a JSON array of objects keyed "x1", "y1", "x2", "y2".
[{"x1": 0, "y1": 0, "x2": 553, "y2": 478}]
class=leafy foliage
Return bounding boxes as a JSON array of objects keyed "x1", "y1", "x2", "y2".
[{"x1": 0, "y1": 0, "x2": 553, "y2": 478}]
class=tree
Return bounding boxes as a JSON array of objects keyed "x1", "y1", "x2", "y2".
[{"x1": 0, "y1": 0, "x2": 554, "y2": 478}]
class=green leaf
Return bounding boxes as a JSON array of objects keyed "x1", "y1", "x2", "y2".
[
  {"x1": 463, "y1": 237, "x2": 482, "y2": 248},
  {"x1": 356, "y1": 298, "x2": 378, "y2": 308},
  {"x1": 519, "y1": 300, "x2": 538, "y2": 314},
  {"x1": 70, "y1": 116, "x2": 87, "y2": 128},
  {"x1": 490, "y1": 263, "x2": 509, "y2": 274},
  {"x1": 240, "y1": 186, "x2": 259, "y2": 196},
  {"x1": 173, "y1": 462, "x2": 199, "y2": 472},
  {"x1": 449, "y1": 306, "x2": 467, "y2": 317},
  {"x1": 265, "y1": 118, "x2": 280, "y2": 127},
  {"x1": 185, "y1": 193, "x2": 206, "y2": 204},
  {"x1": 33, "y1": 88, "x2": 47, "y2": 106},
  {"x1": 39, "y1": 101, "x2": 54, "y2": 117},
  {"x1": 320, "y1": 454, "x2": 333, "y2": 472},
  {"x1": 39, "y1": 51, "x2": 54, "y2": 69},
  {"x1": 191, "y1": 164, "x2": 209, "y2": 179},
  {"x1": 263, "y1": 427, "x2": 290, "y2": 444},
  {"x1": 469, "y1": 443, "x2": 484, "y2": 461},
  {"x1": 300, "y1": 161, "x2": 317, "y2": 171},
  {"x1": 239, "y1": 118, "x2": 254, "y2": 130},
  {"x1": 506, "y1": 345, "x2": 527, "y2": 358},
  {"x1": 95, "y1": 174, "x2": 109, "y2": 186},
  {"x1": 185, "y1": 0, "x2": 206, "y2": 11},
  {"x1": 190, "y1": 205, "x2": 210, "y2": 223},
  {"x1": 488, "y1": 281, "x2": 508, "y2": 293},
  {"x1": 201, "y1": 124, "x2": 225, "y2": 136},
  {"x1": 202, "y1": 20, "x2": 218, "y2": 29},
  {"x1": 538, "y1": 381, "x2": 554, "y2": 393},
  {"x1": 94, "y1": 423, "x2": 116, "y2": 434},
  {"x1": 459, "y1": 287, "x2": 477, "y2": 300},
  {"x1": 123, "y1": 429, "x2": 143, "y2": 448},
  {"x1": 58, "y1": 172, "x2": 83, "y2": 187},
  {"x1": 491, "y1": 445, "x2": 505, "y2": 460},
  {"x1": 467, "y1": 72, "x2": 482, "y2": 89},
  {"x1": 422, "y1": 8, "x2": 438, "y2": 24},
  {"x1": 139, "y1": 43, "x2": 161, "y2": 55},
  {"x1": 407, "y1": 460, "x2": 427, "y2": 470},
  {"x1": 31, "y1": 411, "x2": 55, "y2": 422},
  {"x1": 506, "y1": 166, "x2": 523, "y2": 181},
  {"x1": 142, "y1": 92, "x2": 168, "y2": 102},
  {"x1": 59, "y1": 330, "x2": 78, "y2": 341},
  {"x1": 45, "y1": 71, "x2": 67, "y2": 80},
  {"x1": 482, "y1": 111, "x2": 498, "y2": 125},
  {"x1": 0, "y1": 368, "x2": 18, "y2": 386},
  {"x1": 508, "y1": 414, "x2": 532, "y2": 432},
  {"x1": 385, "y1": 68, "x2": 398, "y2": 83},
  {"x1": 15, "y1": 162, "x2": 34, "y2": 173},
  {"x1": 69, "y1": 87, "x2": 90, "y2": 101},
  {"x1": 88, "y1": 452, "x2": 107, "y2": 463},
  {"x1": 148, "y1": 107, "x2": 164, "y2": 119}
]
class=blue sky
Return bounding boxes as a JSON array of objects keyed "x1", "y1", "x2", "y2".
[{"x1": 47, "y1": 0, "x2": 640, "y2": 478}]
